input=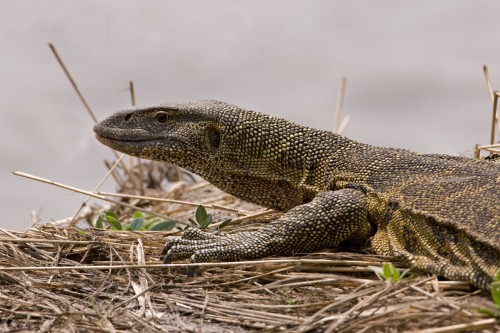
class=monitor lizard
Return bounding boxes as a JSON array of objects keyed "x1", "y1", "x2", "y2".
[{"x1": 94, "y1": 100, "x2": 500, "y2": 290}]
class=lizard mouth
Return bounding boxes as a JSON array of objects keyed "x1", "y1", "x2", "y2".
[
  {"x1": 93, "y1": 124, "x2": 166, "y2": 154},
  {"x1": 94, "y1": 126, "x2": 188, "y2": 157},
  {"x1": 94, "y1": 132, "x2": 151, "y2": 144},
  {"x1": 94, "y1": 133, "x2": 156, "y2": 155},
  {"x1": 93, "y1": 123, "x2": 160, "y2": 141}
]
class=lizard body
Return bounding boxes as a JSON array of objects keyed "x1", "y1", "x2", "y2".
[{"x1": 94, "y1": 100, "x2": 500, "y2": 290}]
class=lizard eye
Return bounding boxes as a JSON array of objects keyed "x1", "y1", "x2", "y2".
[
  {"x1": 204, "y1": 125, "x2": 221, "y2": 152},
  {"x1": 155, "y1": 112, "x2": 169, "y2": 124}
]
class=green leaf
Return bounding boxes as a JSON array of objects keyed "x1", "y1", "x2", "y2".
[
  {"x1": 105, "y1": 212, "x2": 123, "y2": 230},
  {"x1": 491, "y1": 282, "x2": 500, "y2": 306},
  {"x1": 188, "y1": 218, "x2": 199, "y2": 227},
  {"x1": 129, "y1": 218, "x2": 144, "y2": 230},
  {"x1": 95, "y1": 214, "x2": 104, "y2": 229},
  {"x1": 383, "y1": 262, "x2": 400, "y2": 282},
  {"x1": 150, "y1": 220, "x2": 177, "y2": 231},
  {"x1": 132, "y1": 211, "x2": 144, "y2": 219},
  {"x1": 382, "y1": 262, "x2": 391, "y2": 278},
  {"x1": 195, "y1": 205, "x2": 208, "y2": 224},
  {"x1": 217, "y1": 219, "x2": 232, "y2": 230},
  {"x1": 287, "y1": 299, "x2": 299, "y2": 305},
  {"x1": 369, "y1": 263, "x2": 402, "y2": 283},
  {"x1": 391, "y1": 269, "x2": 400, "y2": 282},
  {"x1": 176, "y1": 225, "x2": 190, "y2": 232},
  {"x1": 105, "y1": 211, "x2": 119, "y2": 220},
  {"x1": 199, "y1": 214, "x2": 213, "y2": 229},
  {"x1": 495, "y1": 271, "x2": 500, "y2": 282}
]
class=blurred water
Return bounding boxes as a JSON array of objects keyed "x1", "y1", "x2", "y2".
[{"x1": 1, "y1": 1, "x2": 500, "y2": 230}]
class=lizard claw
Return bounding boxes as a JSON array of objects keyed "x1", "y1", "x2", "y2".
[
  {"x1": 186, "y1": 265, "x2": 196, "y2": 277},
  {"x1": 162, "y1": 249, "x2": 172, "y2": 264},
  {"x1": 162, "y1": 248, "x2": 197, "y2": 276}
]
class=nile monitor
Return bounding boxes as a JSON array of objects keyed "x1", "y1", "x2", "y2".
[{"x1": 94, "y1": 100, "x2": 500, "y2": 290}]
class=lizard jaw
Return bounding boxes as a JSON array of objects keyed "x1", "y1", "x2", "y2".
[
  {"x1": 94, "y1": 131, "x2": 189, "y2": 161},
  {"x1": 93, "y1": 123, "x2": 164, "y2": 155},
  {"x1": 94, "y1": 133, "x2": 153, "y2": 156}
]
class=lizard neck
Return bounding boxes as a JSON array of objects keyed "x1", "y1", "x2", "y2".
[{"x1": 191, "y1": 125, "x2": 361, "y2": 212}]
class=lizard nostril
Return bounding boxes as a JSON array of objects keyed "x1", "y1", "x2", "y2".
[{"x1": 124, "y1": 113, "x2": 133, "y2": 122}]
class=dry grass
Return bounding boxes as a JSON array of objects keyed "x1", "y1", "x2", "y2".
[{"x1": 1, "y1": 161, "x2": 498, "y2": 332}]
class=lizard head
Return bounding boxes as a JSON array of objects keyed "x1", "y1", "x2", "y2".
[
  {"x1": 94, "y1": 100, "x2": 229, "y2": 165},
  {"x1": 94, "y1": 100, "x2": 326, "y2": 210}
]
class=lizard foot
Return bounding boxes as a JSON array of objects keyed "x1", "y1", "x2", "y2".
[{"x1": 161, "y1": 229, "x2": 275, "y2": 268}]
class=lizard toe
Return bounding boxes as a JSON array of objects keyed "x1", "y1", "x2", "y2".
[
  {"x1": 162, "y1": 247, "x2": 195, "y2": 263},
  {"x1": 161, "y1": 237, "x2": 183, "y2": 257}
]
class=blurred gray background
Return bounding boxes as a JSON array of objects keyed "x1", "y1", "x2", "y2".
[{"x1": 1, "y1": 1, "x2": 500, "y2": 230}]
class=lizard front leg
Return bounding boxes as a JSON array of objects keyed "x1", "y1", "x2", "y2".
[{"x1": 161, "y1": 189, "x2": 374, "y2": 265}]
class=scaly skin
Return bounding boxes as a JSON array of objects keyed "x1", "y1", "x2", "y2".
[{"x1": 94, "y1": 100, "x2": 500, "y2": 290}]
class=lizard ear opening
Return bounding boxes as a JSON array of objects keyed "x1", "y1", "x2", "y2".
[{"x1": 204, "y1": 124, "x2": 221, "y2": 152}]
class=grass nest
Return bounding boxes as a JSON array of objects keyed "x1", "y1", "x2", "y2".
[{"x1": 1, "y1": 160, "x2": 498, "y2": 333}]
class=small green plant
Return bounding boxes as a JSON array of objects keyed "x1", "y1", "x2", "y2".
[
  {"x1": 287, "y1": 299, "x2": 299, "y2": 305},
  {"x1": 184, "y1": 205, "x2": 231, "y2": 230},
  {"x1": 368, "y1": 262, "x2": 412, "y2": 283},
  {"x1": 94, "y1": 206, "x2": 231, "y2": 232},
  {"x1": 76, "y1": 229, "x2": 87, "y2": 236},
  {"x1": 478, "y1": 271, "x2": 500, "y2": 318},
  {"x1": 94, "y1": 210, "x2": 177, "y2": 231}
]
